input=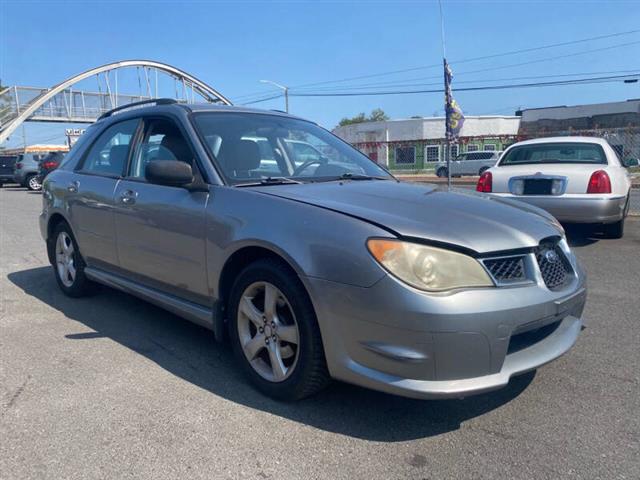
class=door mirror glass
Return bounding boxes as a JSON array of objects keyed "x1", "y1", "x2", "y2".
[{"x1": 145, "y1": 160, "x2": 193, "y2": 186}]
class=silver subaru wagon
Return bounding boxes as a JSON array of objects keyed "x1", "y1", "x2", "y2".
[{"x1": 40, "y1": 100, "x2": 586, "y2": 401}]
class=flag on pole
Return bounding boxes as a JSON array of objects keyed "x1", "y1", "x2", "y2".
[{"x1": 444, "y1": 59, "x2": 465, "y2": 141}]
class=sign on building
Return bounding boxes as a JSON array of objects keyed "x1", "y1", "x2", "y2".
[{"x1": 65, "y1": 128, "x2": 86, "y2": 147}]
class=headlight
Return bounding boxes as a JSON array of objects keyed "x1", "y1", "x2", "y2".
[{"x1": 367, "y1": 239, "x2": 494, "y2": 292}]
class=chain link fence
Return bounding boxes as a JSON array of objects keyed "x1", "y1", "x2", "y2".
[{"x1": 340, "y1": 124, "x2": 639, "y2": 215}]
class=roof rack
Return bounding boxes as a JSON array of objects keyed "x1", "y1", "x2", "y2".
[{"x1": 98, "y1": 98, "x2": 178, "y2": 120}]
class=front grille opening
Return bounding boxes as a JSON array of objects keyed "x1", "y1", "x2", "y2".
[
  {"x1": 483, "y1": 256, "x2": 527, "y2": 284},
  {"x1": 535, "y1": 242, "x2": 572, "y2": 291},
  {"x1": 508, "y1": 321, "x2": 561, "y2": 355}
]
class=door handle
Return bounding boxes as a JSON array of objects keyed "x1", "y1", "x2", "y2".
[
  {"x1": 119, "y1": 190, "x2": 137, "y2": 205},
  {"x1": 67, "y1": 180, "x2": 79, "y2": 193}
]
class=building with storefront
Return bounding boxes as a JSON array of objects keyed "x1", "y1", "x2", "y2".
[{"x1": 332, "y1": 115, "x2": 521, "y2": 171}]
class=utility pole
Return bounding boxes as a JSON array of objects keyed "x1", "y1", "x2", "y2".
[
  {"x1": 260, "y1": 79, "x2": 289, "y2": 113},
  {"x1": 438, "y1": 0, "x2": 451, "y2": 190}
]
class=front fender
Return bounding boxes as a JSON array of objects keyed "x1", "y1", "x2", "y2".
[{"x1": 205, "y1": 186, "x2": 391, "y2": 299}]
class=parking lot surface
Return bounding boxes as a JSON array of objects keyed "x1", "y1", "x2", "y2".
[{"x1": 1, "y1": 185, "x2": 638, "y2": 480}]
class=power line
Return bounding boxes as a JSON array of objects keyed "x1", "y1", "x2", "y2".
[
  {"x1": 241, "y1": 93, "x2": 285, "y2": 106},
  {"x1": 290, "y1": 68, "x2": 640, "y2": 92},
  {"x1": 287, "y1": 73, "x2": 640, "y2": 98},
  {"x1": 291, "y1": 41, "x2": 640, "y2": 93},
  {"x1": 290, "y1": 29, "x2": 640, "y2": 89},
  {"x1": 235, "y1": 37, "x2": 640, "y2": 102}
]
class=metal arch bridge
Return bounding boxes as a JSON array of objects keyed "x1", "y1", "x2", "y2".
[{"x1": 0, "y1": 60, "x2": 232, "y2": 144}]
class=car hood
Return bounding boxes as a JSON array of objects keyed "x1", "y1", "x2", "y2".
[{"x1": 251, "y1": 180, "x2": 562, "y2": 254}]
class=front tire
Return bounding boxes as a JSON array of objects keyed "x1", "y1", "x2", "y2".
[
  {"x1": 228, "y1": 258, "x2": 330, "y2": 401},
  {"x1": 436, "y1": 167, "x2": 448, "y2": 178},
  {"x1": 51, "y1": 223, "x2": 96, "y2": 297}
]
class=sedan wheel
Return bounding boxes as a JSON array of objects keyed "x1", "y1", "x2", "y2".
[
  {"x1": 237, "y1": 281, "x2": 300, "y2": 382},
  {"x1": 27, "y1": 175, "x2": 42, "y2": 191}
]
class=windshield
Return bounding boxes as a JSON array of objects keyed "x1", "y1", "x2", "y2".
[
  {"x1": 192, "y1": 112, "x2": 391, "y2": 184},
  {"x1": 500, "y1": 142, "x2": 607, "y2": 166}
]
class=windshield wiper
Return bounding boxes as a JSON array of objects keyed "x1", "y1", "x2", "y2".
[
  {"x1": 336, "y1": 173, "x2": 389, "y2": 181},
  {"x1": 234, "y1": 177, "x2": 303, "y2": 187}
]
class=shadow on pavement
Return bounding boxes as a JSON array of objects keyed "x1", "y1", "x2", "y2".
[
  {"x1": 8, "y1": 266, "x2": 534, "y2": 442},
  {"x1": 563, "y1": 223, "x2": 611, "y2": 247}
]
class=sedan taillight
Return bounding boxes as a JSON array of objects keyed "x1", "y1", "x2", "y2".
[
  {"x1": 587, "y1": 170, "x2": 611, "y2": 194},
  {"x1": 476, "y1": 171, "x2": 492, "y2": 192},
  {"x1": 42, "y1": 161, "x2": 58, "y2": 169}
]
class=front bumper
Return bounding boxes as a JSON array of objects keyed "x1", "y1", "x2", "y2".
[
  {"x1": 491, "y1": 193, "x2": 627, "y2": 224},
  {"x1": 305, "y1": 255, "x2": 586, "y2": 399}
]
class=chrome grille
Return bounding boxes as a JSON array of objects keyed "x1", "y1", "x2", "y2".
[
  {"x1": 482, "y1": 256, "x2": 527, "y2": 284},
  {"x1": 535, "y1": 243, "x2": 572, "y2": 290}
]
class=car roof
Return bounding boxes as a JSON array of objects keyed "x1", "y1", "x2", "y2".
[
  {"x1": 98, "y1": 101, "x2": 314, "y2": 125},
  {"x1": 510, "y1": 136, "x2": 610, "y2": 147}
]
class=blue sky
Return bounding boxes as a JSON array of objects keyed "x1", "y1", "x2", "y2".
[{"x1": 1, "y1": 0, "x2": 639, "y2": 147}]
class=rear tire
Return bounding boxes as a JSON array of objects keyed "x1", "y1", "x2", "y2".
[
  {"x1": 27, "y1": 174, "x2": 42, "y2": 191},
  {"x1": 228, "y1": 258, "x2": 330, "y2": 401},
  {"x1": 51, "y1": 222, "x2": 96, "y2": 297},
  {"x1": 602, "y1": 195, "x2": 629, "y2": 239},
  {"x1": 603, "y1": 219, "x2": 624, "y2": 239},
  {"x1": 436, "y1": 167, "x2": 448, "y2": 178}
]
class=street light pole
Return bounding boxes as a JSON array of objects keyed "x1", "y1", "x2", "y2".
[{"x1": 259, "y1": 79, "x2": 289, "y2": 113}]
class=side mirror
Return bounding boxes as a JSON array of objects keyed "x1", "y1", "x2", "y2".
[{"x1": 145, "y1": 160, "x2": 193, "y2": 187}]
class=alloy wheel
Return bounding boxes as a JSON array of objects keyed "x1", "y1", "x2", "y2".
[
  {"x1": 237, "y1": 281, "x2": 300, "y2": 382},
  {"x1": 28, "y1": 176, "x2": 42, "y2": 190},
  {"x1": 55, "y1": 232, "x2": 76, "y2": 287}
]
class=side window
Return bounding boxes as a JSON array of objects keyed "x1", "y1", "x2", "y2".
[
  {"x1": 129, "y1": 118, "x2": 194, "y2": 179},
  {"x1": 80, "y1": 119, "x2": 139, "y2": 176}
]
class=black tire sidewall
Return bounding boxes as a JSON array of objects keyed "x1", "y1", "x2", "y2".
[{"x1": 228, "y1": 259, "x2": 326, "y2": 400}]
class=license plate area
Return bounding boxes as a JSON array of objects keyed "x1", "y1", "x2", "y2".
[{"x1": 523, "y1": 179, "x2": 552, "y2": 195}]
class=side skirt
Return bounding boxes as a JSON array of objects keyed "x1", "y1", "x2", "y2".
[{"x1": 84, "y1": 267, "x2": 215, "y2": 331}]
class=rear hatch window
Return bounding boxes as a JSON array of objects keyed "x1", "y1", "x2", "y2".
[{"x1": 500, "y1": 142, "x2": 607, "y2": 166}]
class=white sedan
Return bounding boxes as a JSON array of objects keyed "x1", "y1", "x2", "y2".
[{"x1": 477, "y1": 137, "x2": 632, "y2": 238}]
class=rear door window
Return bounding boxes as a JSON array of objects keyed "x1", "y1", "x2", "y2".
[{"x1": 79, "y1": 119, "x2": 140, "y2": 176}]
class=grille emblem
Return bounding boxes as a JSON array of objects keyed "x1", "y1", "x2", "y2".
[{"x1": 543, "y1": 249, "x2": 559, "y2": 263}]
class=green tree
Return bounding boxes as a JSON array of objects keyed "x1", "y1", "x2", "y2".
[{"x1": 337, "y1": 109, "x2": 389, "y2": 127}]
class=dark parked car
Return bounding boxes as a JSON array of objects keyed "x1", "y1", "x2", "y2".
[
  {"x1": 0, "y1": 155, "x2": 18, "y2": 187},
  {"x1": 40, "y1": 99, "x2": 586, "y2": 401},
  {"x1": 37, "y1": 151, "x2": 65, "y2": 184}
]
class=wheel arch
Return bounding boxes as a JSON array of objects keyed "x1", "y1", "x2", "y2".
[
  {"x1": 45, "y1": 212, "x2": 77, "y2": 264},
  {"x1": 214, "y1": 243, "x2": 308, "y2": 342}
]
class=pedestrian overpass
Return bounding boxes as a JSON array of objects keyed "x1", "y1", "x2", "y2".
[{"x1": 0, "y1": 60, "x2": 232, "y2": 144}]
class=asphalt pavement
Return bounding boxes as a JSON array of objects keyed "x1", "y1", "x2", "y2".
[{"x1": 1, "y1": 186, "x2": 638, "y2": 480}]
